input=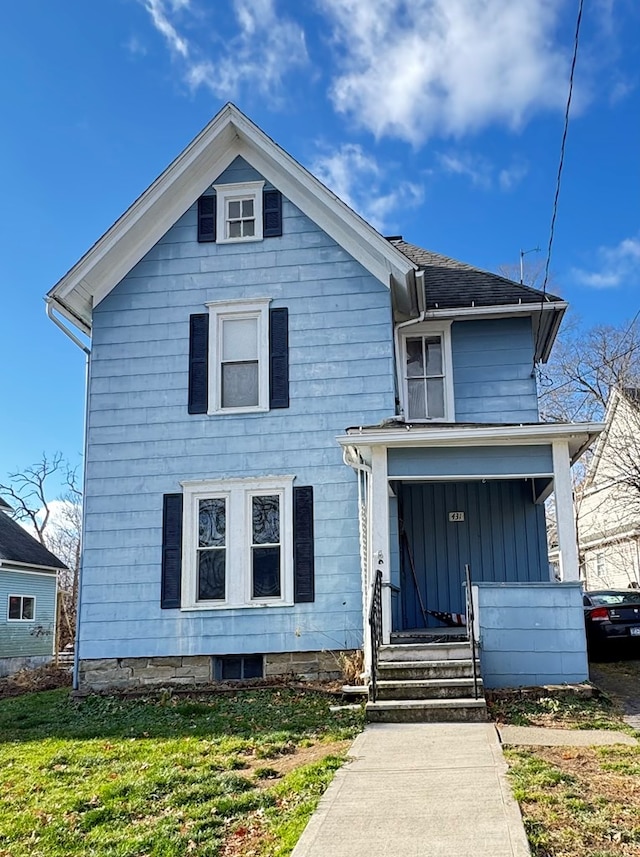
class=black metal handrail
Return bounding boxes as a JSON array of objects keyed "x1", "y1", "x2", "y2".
[
  {"x1": 368, "y1": 568, "x2": 383, "y2": 702},
  {"x1": 464, "y1": 563, "x2": 480, "y2": 699}
]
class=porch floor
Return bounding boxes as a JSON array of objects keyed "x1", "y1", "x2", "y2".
[{"x1": 391, "y1": 627, "x2": 468, "y2": 644}]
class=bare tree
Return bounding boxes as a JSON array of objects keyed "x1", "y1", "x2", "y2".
[
  {"x1": 0, "y1": 453, "x2": 82, "y2": 651},
  {"x1": 538, "y1": 317, "x2": 640, "y2": 423}
]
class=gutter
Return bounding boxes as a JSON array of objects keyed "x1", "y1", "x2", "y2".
[{"x1": 45, "y1": 298, "x2": 91, "y2": 355}]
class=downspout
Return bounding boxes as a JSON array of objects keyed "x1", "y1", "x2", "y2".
[
  {"x1": 342, "y1": 446, "x2": 373, "y2": 676},
  {"x1": 46, "y1": 299, "x2": 91, "y2": 355},
  {"x1": 45, "y1": 298, "x2": 91, "y2": 690},
  {"x1": 394, "y1": 310, "x2": 427, "y2": 418}
]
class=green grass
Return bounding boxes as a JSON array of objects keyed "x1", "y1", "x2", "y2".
[
  {"x1": 0, "y1": 688, "x2": 364, "y2": 857},
  {"x1": 504, "y1": 745, "x2": 640, "y2": 857}
]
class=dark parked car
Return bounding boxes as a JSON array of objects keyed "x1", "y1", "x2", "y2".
[{"x1": 583, "y1": 590, "x2": 640, "y2": 659}]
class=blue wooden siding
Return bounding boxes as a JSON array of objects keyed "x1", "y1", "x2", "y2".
[
  {"x1": 0, "y1": 569, "x2": 56, "y2": 657},
  {"x1": 397, "y1": 480, "x2": 549, "y2": 629},
  {"x1": 475, "y1": 582, "x2": 588, "y2": 687},
  {"x1": 451, "y1": 317, "x2": 539, "y2": 423},
  {"x1": 82, "y1": 162, "x2": 396, "y2": 661},
  {"x1": 388, "y1": 445, "x2": 553, "y2": 479}
]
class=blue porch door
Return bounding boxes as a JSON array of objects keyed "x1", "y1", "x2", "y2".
[{"x1": 397, "y1": 479, "x2": 549, "y2": 630}]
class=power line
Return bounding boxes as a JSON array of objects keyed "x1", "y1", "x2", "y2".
[
  {"x1": 533, "y1": 0, "x2": 584, "y2": 368},
  {"x1": 541, "y1": 0, "x2": 584, "y2": 298}
]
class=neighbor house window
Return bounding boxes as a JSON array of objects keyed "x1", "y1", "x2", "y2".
[
  {"x1": 595, "y1": 552, "x2": 606, "y2": 578},
  {"x1": 8, "y1": 595, "x2": 35, "y2": 621},
  {"x1": 400, "y1": 321, "x2": 454, "y2": 421},
  {"x1": 181, "y1": 477, "x2": 294, "y2": 609},
  {"x1": 214, "y1": 181, "x2": 264, "y2": 243},
  {"x1": 206, "y1": 299, "x2": 270, "y2": 414}
]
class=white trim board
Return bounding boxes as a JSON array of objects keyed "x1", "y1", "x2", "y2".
[
  {"x1": 0, "y1": 562, "x2": 61, "y2": 576},
  {"x1": 338, "y1": 421, "x2": 603, "y2": 464}
]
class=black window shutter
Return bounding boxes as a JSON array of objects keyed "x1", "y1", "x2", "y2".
[
  {"x1": 197, "y1": 195, "x2": 216, "y2": 242},
  {"x1": 294, "y1": 486, "x2": 315, "y2": 603},
  {"x1": 269, "y1": 307, "x2": 289, "y2": 409},
  {"x1": 161, "y1": 493, "x2": 183, "y2": 609},
  {"x1": 263, "y1": 189, "x2": 282, "y2": 237},
  {"x1": 188, "y1": 313, "x2": 209, "y2": 414}
]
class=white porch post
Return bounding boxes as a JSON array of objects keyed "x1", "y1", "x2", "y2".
[
  {"x1": 370, "y1": 446, "x2": 391, "y2": 644},
  {"x1": 552, "y1": 439, "x2": 580, "y2": 581}
]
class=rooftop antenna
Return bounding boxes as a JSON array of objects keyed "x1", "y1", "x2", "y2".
[{"x1": 520, "y1": 246, "x2": 541, "y2": 284}]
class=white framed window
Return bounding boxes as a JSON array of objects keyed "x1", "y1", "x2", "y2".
[
  {"x1": 206, "y1": 298, "x2": 271, "y2": 414},
  {"x1": 595, "y1": 552, "x2": 606, "y2": 577},
  {"x1": 7, "y1": 594, "x2": 35, "y2": 621},
  {"x1": 181, "y1": 476, "x2": 294, "y2": 610},
  {"x1": 399, "y1": 321, "x2": 454, "y2": 421},
  {"x1": 213, "y1": 181, "x2": 265, "y2": 243}
]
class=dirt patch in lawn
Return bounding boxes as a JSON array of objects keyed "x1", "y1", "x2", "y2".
[
  {"x1": 0, "y1": 665, "x2": 72, "y2": 700},
  {"x1": 245, "y1": 738, "x2": 352, "y2": 782},
  {"x1": 506, "y1": 743, "x2": 640, "y2": 856}
]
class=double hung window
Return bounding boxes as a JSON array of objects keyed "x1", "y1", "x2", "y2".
[
  {"x1": 182, "y1": 477, "x2": 294, "y2": 609},
  {"x1": 400, "y1": 322, "x2": 454, "y2": 421},
  {"x1": 207, "y1": 299, "x2": 270, "y2": 414}
]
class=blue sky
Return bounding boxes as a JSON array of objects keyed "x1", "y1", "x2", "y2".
[{"x1": 1, "y1": 0, "x2": 638, "y2": 488}]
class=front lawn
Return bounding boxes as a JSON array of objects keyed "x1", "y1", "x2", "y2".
[
  {"x1": 0, "y1": 687, "x2": 364, "y2": 857},
  {"x1": 505, "y1": 745, "x2": 640, "y2": 856}
]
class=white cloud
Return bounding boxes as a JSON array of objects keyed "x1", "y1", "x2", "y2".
[
  {"x1": 139, "y1": 0, "x2": 308, "y2": 101},
  {"x1": 125, "y1": 35, "x2": 148, "y2": 58},
  {"x1": 142, "y1": 0, "x2": 189, "y2": 57},
  {"x1": 437, "y1": 151, "x2": 528, "y2": 191},
  {"x1": 498, "y1": 161, "x2": 529, "y2": 191},
  {"x1": 311, "y1": 143, "x2": 423, "y2": 232},
  {"x1": 437, "y1": 152, "x2": 492, "y2": 189},
  {"x1": 319, "y1": 0, "x2": 571, "y2": 144},
  {"x1": 572, "y1": 233, "x2": 640, "y2": 289}
]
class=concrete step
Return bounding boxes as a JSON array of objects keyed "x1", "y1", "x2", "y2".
[
  {"x1": 377, "y1": 659, "x2": 476, "y2": 680},
  {"x1": 376, "y1": 677, "x2": 484, "y2": 701},
  {"x1": 378, "y1": 642, "x2": 473, "y2": 662},
  {"x1": 366, "y1": 697, "x2": 488, "y2": 724}
]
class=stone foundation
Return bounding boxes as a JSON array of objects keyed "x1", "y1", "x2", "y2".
[
  {"x1": 78, "y1": 650, "x2": 354, "y2": 692},
  {"x1": 0, "y1": 655, "x2": 53, "y2": 678}
]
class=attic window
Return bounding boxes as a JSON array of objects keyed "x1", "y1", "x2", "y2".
[{"x1": 213, "y1": 181, "x2": 264, "y2": 244}]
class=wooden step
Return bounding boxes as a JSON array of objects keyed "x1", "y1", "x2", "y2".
[
  {"x1": 375, "y1": 677, "x2": 484, "y2": 701},
  {"x1": 366, "y1": 698, "x2": 488, "y2": 724}
]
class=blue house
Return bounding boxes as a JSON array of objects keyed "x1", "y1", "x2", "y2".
[
  {"x1": 0, "y1": 499, "x2": 64, "y2": 676},
  {"x1": 47, "y1": 105, "x2": 602, "y2": 711}
]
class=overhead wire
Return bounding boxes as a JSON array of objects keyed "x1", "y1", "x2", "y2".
[{"x1": 533, "y1": 0, "x2": 584, "y2": 375}]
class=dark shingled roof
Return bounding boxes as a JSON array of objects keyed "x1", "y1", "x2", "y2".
[
  {"x1": 0, "y1": 510, "x2": 67, "y2": 570},
  {"x1": 389, "y1": 239, "x2": 564, "y2": 310}
]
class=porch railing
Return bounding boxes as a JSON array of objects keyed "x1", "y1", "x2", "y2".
[
  {"x1": 464, "y1": 563, "x2": 480, "y2": 700},
  {"x1": 368, "y1": 568, "x2": 383, "y2": 703}
]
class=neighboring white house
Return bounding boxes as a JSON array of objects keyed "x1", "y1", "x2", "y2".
[{"x1": 577, "y1": 387, "x2": 640, "y2": 590}]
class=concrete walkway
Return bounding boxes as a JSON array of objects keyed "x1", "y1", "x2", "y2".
[{"x1": 291, "y1": 723, "x2": 531, "y2": 857}]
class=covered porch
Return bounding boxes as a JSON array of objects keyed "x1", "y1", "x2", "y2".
[{"x1": 339, "y1": 421, "x2": 602, "y2": 685}]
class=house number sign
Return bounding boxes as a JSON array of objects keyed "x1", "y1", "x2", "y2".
[{"x1": 448, "y1": 511, "x2": 465, "y2": 522}]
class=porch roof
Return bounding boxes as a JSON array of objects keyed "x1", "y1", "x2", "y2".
[{"x1": 337, "y1": 420, "x2": 603, "y2": 466}]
